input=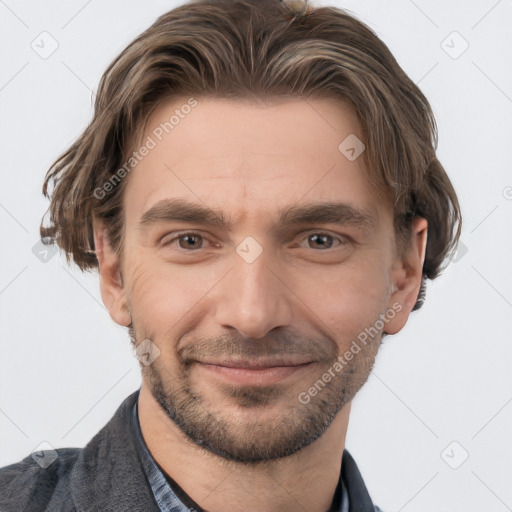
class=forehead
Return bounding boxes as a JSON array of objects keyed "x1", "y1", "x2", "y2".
[{"x1": 122, "y1": 96, "x2": 388, "y2": 231}]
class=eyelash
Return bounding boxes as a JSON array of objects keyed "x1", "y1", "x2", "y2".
[{"x1": 160, "y1": 231, "x2": 349, "y2": 251}]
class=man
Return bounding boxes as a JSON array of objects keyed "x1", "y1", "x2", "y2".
[{"x1": 0, "y1": 0, "x2": 461, "y2": 510}]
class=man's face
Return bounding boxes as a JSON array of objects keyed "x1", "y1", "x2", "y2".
[{"x1": 103, "y1": 96, "x2": 411, "y2": 464}]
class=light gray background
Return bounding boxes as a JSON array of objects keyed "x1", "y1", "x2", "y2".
[{"x1": 1, "y1": 1, "x2": 511, "y2": 511}]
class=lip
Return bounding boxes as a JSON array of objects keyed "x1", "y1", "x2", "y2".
[
  {"x1": 195, "y1": 357, "x2": 314, "y2": 369},
  {"x1": 197, "y1": 361, "x2": 313, "y2": 386}
]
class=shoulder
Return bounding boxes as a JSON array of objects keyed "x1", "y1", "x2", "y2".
[
  {"x1": 0, "y1": 447, "x2": 82, "y2": 511},
  {"x1": 0, "y1": 390, "x2": 146, "y2": 511}
]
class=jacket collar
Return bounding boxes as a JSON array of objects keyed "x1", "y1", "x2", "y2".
[
  {"x1": 71, "y1": 389, "x2": 160, "y2": 511},
  {"x1": 341, "y1": 449, "x2": 376, "y2": 512}
]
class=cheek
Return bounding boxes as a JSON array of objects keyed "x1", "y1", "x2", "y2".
[
  {"x1": 290, "y1": 256, "x2": 389, "y2": 342},
  {"x1": 126, "y1": 254, "x2": 216, "y2": 329}
]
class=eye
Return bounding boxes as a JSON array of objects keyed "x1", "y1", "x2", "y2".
[
  {"x1": 161, "y1": 232, "x2": 211, "y2": 251},
  {"x1": 299, "y1": 232, "x2": 348, "y2": 250}
]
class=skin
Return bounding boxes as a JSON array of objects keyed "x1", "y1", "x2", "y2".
[{"x1": 93, "y1": 96, "x2": 428, "y2": 512}]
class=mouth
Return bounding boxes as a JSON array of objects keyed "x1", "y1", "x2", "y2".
[{"x1": 195, "y1": 360, "x2": 314, "y2": 386}]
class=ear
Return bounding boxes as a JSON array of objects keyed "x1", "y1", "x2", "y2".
[
  {"x1": 93, "y1": 217, "x2": 131, "y2": 327},
  {"x1": 384, "y1": 216, "x2": 428, "y2": 335}
]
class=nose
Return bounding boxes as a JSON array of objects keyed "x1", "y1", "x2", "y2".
[{"x1": 213, "y1": 247, "x2": 294, "y2": 339}]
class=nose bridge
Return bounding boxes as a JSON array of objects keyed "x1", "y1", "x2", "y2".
[{"x1": 214, "y1": 242, "x2": 293, "y2": 339}]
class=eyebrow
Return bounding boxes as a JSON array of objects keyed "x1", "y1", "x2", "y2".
[{"x1": 137, "y1": 197, "x2": 378, "y2": 234}]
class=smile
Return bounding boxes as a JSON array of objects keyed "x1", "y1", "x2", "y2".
[{"x1": 197, "y1": 362, "x2": 313, "y2": 386}]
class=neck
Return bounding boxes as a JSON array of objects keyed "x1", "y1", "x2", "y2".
[{"x1": 137, "y1": 382, "x2": 351, "y2": 512}]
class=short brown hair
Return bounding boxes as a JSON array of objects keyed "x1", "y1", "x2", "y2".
[{"x1": 40, "y1": 0, "x2": 462, "y2": 311}]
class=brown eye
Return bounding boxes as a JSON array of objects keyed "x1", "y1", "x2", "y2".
[
  {"x1": 303, "y1": 232, "x2": 346, "y2": 250},
  {"x1": 308, "y1": 233, "x2": 334, "y2": 250},
  {"x1": 162, "y1": 232, "x2": 207, "y2": 250},
  {"x1": 177, "y1": 233, "x2": 203, "y2": 250}
]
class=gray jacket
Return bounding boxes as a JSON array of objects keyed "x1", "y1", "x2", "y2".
[{"x1": 0, "y1": 389, "x2": 380, "y2": 511}]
